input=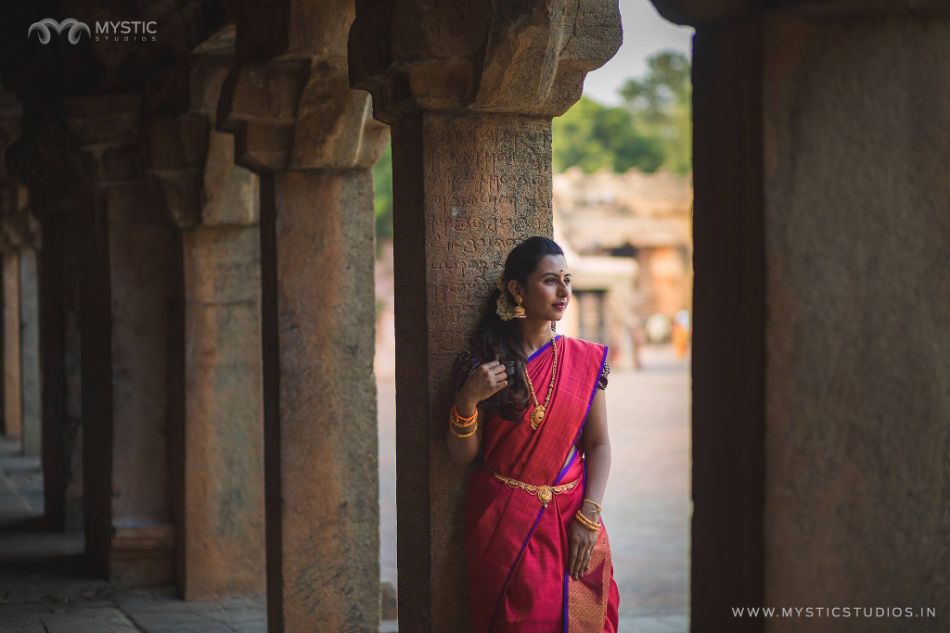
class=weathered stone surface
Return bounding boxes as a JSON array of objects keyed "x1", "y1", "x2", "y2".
[
  {"x1": 143, "y1": 36, "x2": 267, "y2": 598},
  {"x1": 218, "y1": 58, "x2": 387, "y2": 171},
  {"x1": 649, "y1": 0, "x2": 759, "y2": 25},
  {"x1": 2, "y1": 253, "x2": 21, "y2": 438},
  {"x1": 104, "y1": 212, "x2": 175, "y2": 587},
  {"x1": 688, "y1": 18, "x2": 766, "y2": 633},
  {"x1": 146, "y1": 111, "x2": 209, "y2": 228},
  {"x1": 144, "y1": 45, "x2": 235, "y2": 229},
  {"x1": 18, "y1": 247, "x2": 41, "y2": 457},
  {"x1": 257, "y1": 169, "x2": 379, "y2": 631},
  {"x1": 215, "y1": 5, "x2": 385, "y2": 628},
  {"x1": 5, "y1": 98, "x2": 92, "y2": 531},
  {"x1": 231, "y1": 0, "x2": 351, "y2": 62},
  {"x1": 763, "y1": 14, "x2": 950, "y2": 628},
  {"x1": 62, "y1": 226, "x2": 84, "y2": 531},
  {"x1": 349, "y1": 0, "x2": 622, "y2": 120},
  {"x1": 37, "y1": 216, "x2": 84, "y2": 532},
  {"x1": 63, "y1": 96, "x2": 141, "y2": 146},
  {"x1": 649, "y1": 0, "x2": 950, "y2": 26},
  {"x1": 67, "y1": 94, "x2": 176, "y2": 586},
  {"x1": 0, "y1": 88, "x2": 22, "y2": 189},
  {"x1": 200, "y1": 129, "x2": 259, "y2": 226},
  {"x1": 389, "y1": 112, "x2": 553, "y2": 631},
  {"x1": 180, "y1": 225, "x2": 265, "y2": 599}
]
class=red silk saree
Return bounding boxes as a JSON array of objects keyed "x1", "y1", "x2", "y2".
[{"x1": 463, "y1": 335, "x2": 620, "y2": 632}]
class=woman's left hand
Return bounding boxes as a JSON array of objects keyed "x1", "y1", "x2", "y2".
[{"x1": 567, "y1": 511, "x2": 600, "y2": 580}]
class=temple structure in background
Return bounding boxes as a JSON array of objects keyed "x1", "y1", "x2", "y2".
[{"x1": 555, "y1": 167, "x2": 693, "y2": 367}]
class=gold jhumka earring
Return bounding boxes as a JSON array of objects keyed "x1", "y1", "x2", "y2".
[{"x1": 513, "y1": 297, "x2": 526, "y2": 319}]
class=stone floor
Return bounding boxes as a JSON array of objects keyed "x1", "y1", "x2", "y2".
[
  {"x1": 0, "y1": 343, "x2": 689, "y2": 633},
  {"x1": 0, "y1": 438, "x2": 268, "y2": 633}
]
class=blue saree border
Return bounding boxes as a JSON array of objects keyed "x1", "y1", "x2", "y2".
[
  {"x1": 487, "y1": 503, "x2": 547, "y2": 632},
  {"x1": 572, "y1": 344, "x2": 609, "y2": 446},
  {"x1": 527, "y1": 333, "x2": 561, "y2": 362}
]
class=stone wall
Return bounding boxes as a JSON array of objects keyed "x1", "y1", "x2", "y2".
[{"x1": 763, "y1": 13, "x2": 949, "y2": 629}]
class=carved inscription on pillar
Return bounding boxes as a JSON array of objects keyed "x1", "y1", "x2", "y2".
[
  {"x1": 423, "y1": 114, "x2": 553, "y2": 361},
  {"x1": 408, "y1": 111, "x2": 555, "y2": 630}
]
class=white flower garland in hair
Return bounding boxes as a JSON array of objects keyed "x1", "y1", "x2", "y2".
[{"x1": 495, "y1": 275, "x2": 515, "y2": 321}]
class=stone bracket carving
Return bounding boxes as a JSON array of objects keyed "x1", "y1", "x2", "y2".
[
  {"x1": 218, "y1": 55, "x2": 387, "y2": 172},
  {"x1": 349, "y1": 0, "x2": 622, "y2": 121}
]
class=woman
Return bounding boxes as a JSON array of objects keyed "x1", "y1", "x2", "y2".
[{"x1": 446, "y1": 236, "x2": 620, "y2": 632}]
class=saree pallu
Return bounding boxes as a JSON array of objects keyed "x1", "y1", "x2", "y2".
[{"x1": 464, "y1": 335, "x2": 620, "y2": 632}]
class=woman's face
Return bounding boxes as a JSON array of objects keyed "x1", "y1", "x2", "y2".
[{"x1": 509, "y1": 254, "x2": 572, "y2": 322}]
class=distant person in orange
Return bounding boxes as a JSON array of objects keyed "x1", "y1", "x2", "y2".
[{"x1": 672, "y1": 309, "x2": 691, "y2": 358}]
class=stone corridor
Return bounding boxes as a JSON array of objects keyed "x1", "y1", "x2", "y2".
[
  {"x1": 0, "y1": 1, "x2": 945, "y2": 632},
  {"x1": 0, "y1": 435, "x2": 268, "y2": 633}
]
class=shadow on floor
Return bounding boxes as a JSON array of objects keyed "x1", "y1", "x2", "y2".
[{"x1": 0, "y1": 436, "x2": 268, "y2": 633}]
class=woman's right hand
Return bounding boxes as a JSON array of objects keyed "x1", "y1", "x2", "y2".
[{"x1": 457, "y1": 360, "x2": 508, "y2": 414}]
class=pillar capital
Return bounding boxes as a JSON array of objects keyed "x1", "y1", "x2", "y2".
[
  {"x1": 143, "y1": 33, "x2": 236, "y2": 230},
  {"x1": 1, "y1": 207, "x2": 40, "y2": 251},
  {"x1": 216, "y1": 0, "x2": 386, "y2": 173},
  {"x1": 0, "y1": 88, "x2": 22, "y2": 186},
  {"x1": 349, "y1": 0, "x2": 622, "y2": 122},
  {"x1": 61, "y1": 93, "x2": 170, "y2": 226},
  {"x1": 217, "y1": 56, "x2": 387, "y2": 173}
]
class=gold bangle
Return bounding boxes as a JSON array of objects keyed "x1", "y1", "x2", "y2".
[
  {"x1": 450, "y1": 408, "x2": 477, "y2": 429},
  {"x1": 574, "y1": 510, "x2": 601, "y2": 532},
  {"x1": 575, "y1": 514, "x2": 600, "y2": 532},
  {"x1": 583, "y1": 498, "x2": 604, "y2": 513},
  {"x1": 450, "y1": 404, "x2": 477, "y2": 423},
  {"x1": 449, "y1": 422, "x2": 477, "y2": 438},
  {"x1": 575, "y1": 508, "x2": 599, "y2": 525},
  {"x1": 449, "y1": 413, "x2": 477, "y2": 429}
]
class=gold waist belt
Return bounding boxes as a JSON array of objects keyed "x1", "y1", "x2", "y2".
[{"x1": 484, "y1": 466, "x2": 581, "y2": 507}]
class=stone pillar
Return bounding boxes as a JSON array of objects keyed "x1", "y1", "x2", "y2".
[
  {"x1": 761, "y1": 10, "x2": 949, "y2": 627},
  {"x1": 18, "y1": 246, "x2": 41, "y2": 456},
  {"x1": 0, "y1": 89, "x2": 21, "y2": 441},
  {"x1": 146, "y1": 29, "x2": 266, "y2": 599},
  {"x1": 2, "y1": 250, "x2": 20, "y2": 439},
  {"x1": 61, "y1": 222, "x2": 84, "y2": 530},
  {"x1": 349, "y1": 3, "x2": 622, "y2": 629},
  {"x1": 0, "y1": 209, "x2": 42, "y2": 456},
  {"x1": 42, "y1": 218, "x2": 86, "y2": 530},
  {"x1": 66, "y1": 94, "x2": 175, "y2": 585},
  {"x1": 38, "y1": 215, "x2": 69, "y2": 529},
  {"x1": 218, "y1": 3, "x2": 388, "y2": 628},
  {"x1": 653, "y1": 1, "x2": 949, "y2": 631},
  {"x1": 689, "y1": 18, "x2": 766, "y2": 632},
  {"x1": 5, "y1": 104, "x2": 91, "y2": 530}
]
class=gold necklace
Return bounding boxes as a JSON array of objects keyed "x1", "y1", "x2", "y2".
[{"x1": 523, "y1": 334, "x2": 558, "y2": 431}]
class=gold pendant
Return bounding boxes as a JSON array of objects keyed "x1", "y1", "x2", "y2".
[
  {"x1": 537, "y1": 486, "x2": 553, "y2": 506},
  {"x1": 530, "y1": 405, "x2": 546, "y2": 430}
]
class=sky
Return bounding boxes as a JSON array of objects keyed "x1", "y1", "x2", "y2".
[{"x1": 581, "y1": 0, "x2": 694, "y2": 106}]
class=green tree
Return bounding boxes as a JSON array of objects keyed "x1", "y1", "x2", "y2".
[
  {"x1": 373, "y1": 141, "x2": 393, "y2": 242},
  {"x1": 620, "y1": 50, "x2": 692, "y2": 175},
  {"x1": 553, "y1": 96, "x2": 663, "y2": 174}
]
